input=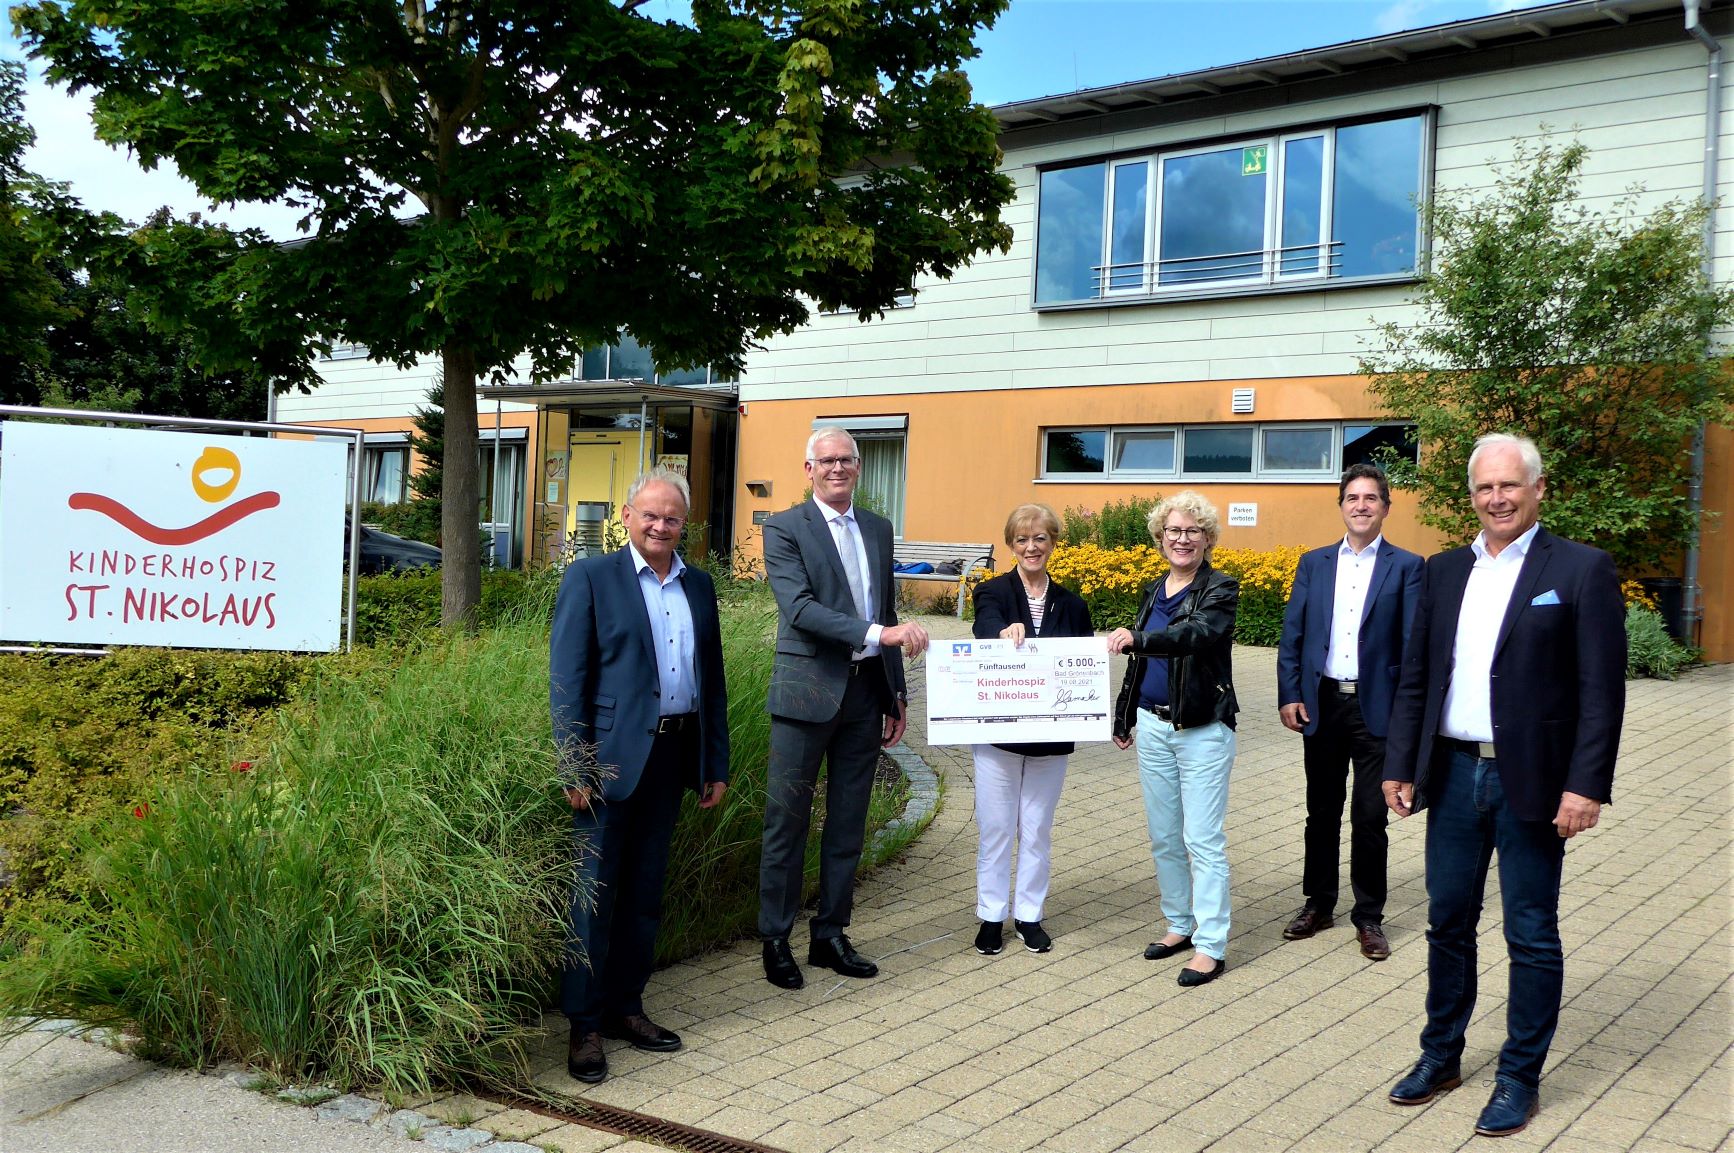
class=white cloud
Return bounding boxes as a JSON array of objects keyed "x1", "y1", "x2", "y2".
[
  {"x1": 1373, "y1": 0, "x2": 1435, "y2": 35},
  {"x1": 21, "y1": 73, "x2": 310, "y2": 239}
]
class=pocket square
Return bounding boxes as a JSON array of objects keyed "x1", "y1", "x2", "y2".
[{"x1": 1531, "y1": 589, "x2": 1561, "y2": 606}]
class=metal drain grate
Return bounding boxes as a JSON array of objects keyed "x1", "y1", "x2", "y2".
[{"x1": 482, "y1": 1089, "x2": 790, "y2": 1153}]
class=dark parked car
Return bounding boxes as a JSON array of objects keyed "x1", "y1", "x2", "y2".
[{"x1": 345, "y1": 518, "x2": 442, "y2": 575}]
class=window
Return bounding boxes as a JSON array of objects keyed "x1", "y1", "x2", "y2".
[
  {"x1": 1034, "y1": 111, "x2": 1429, "y2": 304},
  {"x1": 321, "y1": 341, "x2": 370, "y2": 361},
  {"x1": 576, "y1": 335, "x2": 734, "y2": 385},
  {"x1": 1040, "y1": 422, "x2": 1416, "y2": 481},
  {"x1": 364, "y1": 446, "x2": 409, "y2": 504},
  {"x1": 814, "y1": 416, "x2": 907, "y2": 534},
  {"x1": 1343, "y1": 423, "x2": 1419, "y2": 469}
]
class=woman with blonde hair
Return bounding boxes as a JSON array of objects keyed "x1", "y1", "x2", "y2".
[
  {"x1": 968, "y1": 503, "x2": 1093, "y2": 955},
  {"x1": 1107, "y1": 491, "x2": 1240, "y2": 987}
]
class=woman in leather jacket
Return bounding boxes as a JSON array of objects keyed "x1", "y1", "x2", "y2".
[{"x1": 1106, "y1": 491, "x2": 1240, "y2": 987}]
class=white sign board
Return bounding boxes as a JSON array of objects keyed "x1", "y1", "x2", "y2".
[
  {"x1": 926, "y1": 636, "x2": 1113, "y2": 745},
  {"x1": 1228, "y1": 502, "x2": 1258, "y2": 527},
  {"x1": 0, "y1": 422, "x2": 348, "y2": 651}
]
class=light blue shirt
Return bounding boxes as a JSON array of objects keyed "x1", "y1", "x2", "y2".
[
  {"x1": 813, "y1": 497, "x2": 883, "y2": 658},
  {"x1": 628, "y1": 543, "x2": 697, "y2": 716}
]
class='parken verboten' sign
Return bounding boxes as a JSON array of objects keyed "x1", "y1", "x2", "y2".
[{"x1": 0, "y1": 422, "x2": 347, "y2": 651}]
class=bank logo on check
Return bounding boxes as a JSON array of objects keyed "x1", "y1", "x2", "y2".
[{"x1": 952, "y1": 642, "x2": 972, "y2": 655}]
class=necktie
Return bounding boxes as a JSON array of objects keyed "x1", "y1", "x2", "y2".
[{"x1": 835, "y1": 514, "x2": 872, "y2": 625}]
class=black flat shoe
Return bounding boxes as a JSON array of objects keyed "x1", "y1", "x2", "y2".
[
  {"x1": 808, "y1": 934, "x2": 878, "y2": 978},
  {"x1": 762, "y1": 937, "x2": 804, "y2": 989},
  {"x1": 1177, "y1": 957, "x2": 1226, "y2": 987},
  {"x1": 1144, "y1": 935, "x2": 1193, "y2": 960}
]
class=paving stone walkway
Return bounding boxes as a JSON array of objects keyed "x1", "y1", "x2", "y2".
[{"x1": 495, "y1": 617, "x2": 1732, "y2": 1153}]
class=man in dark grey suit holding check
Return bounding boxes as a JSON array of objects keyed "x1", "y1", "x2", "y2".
[{"x1": 758, "y1": 427, "x2": 930, "y2": 990}]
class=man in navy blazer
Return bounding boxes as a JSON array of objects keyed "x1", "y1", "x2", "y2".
[
  {"x1": 550, "y1": 468, "x2": 729, "y2": 1084},
  {"x1": 1277, "y1": 463, "x2": 1422, "y2": 962},
  {"x1": 756, "y1": 427, "x2": 929, "y2": 990},
  {"x1": 1381, "y1": 434, "x2": 1624, "y2": 1139}
]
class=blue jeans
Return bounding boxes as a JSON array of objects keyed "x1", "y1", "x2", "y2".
[
  {"x1": 1421, "y1": 748, "x2": 1567, "y2": 1090},
  {"x1": 1134, "y1": 709, "x2": 1235, "y2": 960}
]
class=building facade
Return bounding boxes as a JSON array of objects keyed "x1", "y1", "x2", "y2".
[{"x1": 732, "y1": 0, "x2": 1734, "y2": 659}]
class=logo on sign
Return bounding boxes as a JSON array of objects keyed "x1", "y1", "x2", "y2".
[
  {"x1": 68, "y1": 445, "x2": 282, "y2": 544},
  {"x1": 952, "y1": 642, "x2": 972, "y2": 656}
]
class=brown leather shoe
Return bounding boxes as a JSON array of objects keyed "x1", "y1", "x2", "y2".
[
  {"x1": 567, "y1": 1029, "x2": 605, "y2": 1083},
  {"x1": 1358, "y1": 923, "x2": 1391, "y2": 961},
  {"x1": 1283, "y1": 905, "x2": 1334, "y2": 940},
  {"x1": 602, "y1": 1013, "x2": 682, "y2": 1052}
]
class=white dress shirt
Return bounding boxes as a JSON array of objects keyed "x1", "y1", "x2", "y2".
[
  {"x1": 628, "y1": 542, "x2": 697, "y2": 716},
  {"x1": 1323, "y1": 534, "x2": 1382, "y2": 681},
  {"x1": 1441, "y1": 522, "x2": 1541, "y2": 743},
  {"x1": 814, "y1": 497, "x2": 882, "y2": 657}
]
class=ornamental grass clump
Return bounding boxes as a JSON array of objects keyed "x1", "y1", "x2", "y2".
[{"x1": 0, "y1": 610, "x2": 572, "y2": 1094}]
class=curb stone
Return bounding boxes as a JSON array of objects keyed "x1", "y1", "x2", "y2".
[
  {"x1": 419, "y1": 1126, "x2": 496, "y2": 1152},
  {"x1": 876, "y1": 740, "x2": 941, "y2": 854}
]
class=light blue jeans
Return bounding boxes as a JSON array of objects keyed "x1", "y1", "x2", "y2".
[{"x1": 1134, "y1": 708, "x2": 1236, "y2": 960}]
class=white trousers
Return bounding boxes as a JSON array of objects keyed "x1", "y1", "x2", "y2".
[{"x1": 972, "y1": 744, "x2": 1069, "y2": 923}]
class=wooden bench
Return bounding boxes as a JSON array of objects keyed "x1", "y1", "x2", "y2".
[{"x1": 891, "y1": 541, "x2": 997, "y2": 618}]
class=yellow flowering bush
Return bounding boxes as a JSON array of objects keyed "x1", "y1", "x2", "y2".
[
  {"x1": 1048, "y1": 543, "x2": 1304, "y2": 646},
  {"x1": 1620, "y1": 579, "x2": 1656, "y2": 611}
]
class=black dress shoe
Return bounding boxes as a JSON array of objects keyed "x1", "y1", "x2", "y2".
[
  {"x1": 808, "y1": 934, "x2": 878, "y2": 978},
  {"x1": 1177, "y1": 956, "x2": 1226, "y2": 987},
  {"x1": 1388, "y1": 1055, "x2": 1463, "y2": 1105},
  {"x1": 567, "y1": 1029, "x2": 606, "y2": 1083},
  {"x1": 602, "y1": 1013, "x2": 681, "y2": 1053},
  {"x1": 763, "y1": 937, "x2": 804, "y2": 989},
  {"x1": 1144, "y1": 935, "x2": 1194, "y2": 960},
  {"x1": 1475, "y1": 1079, "x2": 1539, "y2": 1136}
]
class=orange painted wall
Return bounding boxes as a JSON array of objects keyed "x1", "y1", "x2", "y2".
[
  {"x1": 1698, "y1": 423, "x2": 1732, "y2": 661},
  {"x1": 734, "y1": 376, "x2": 1442, "y2": 559},
  {"x1": 734, "y1": 380, "x2": 1733, "y2": 661}
]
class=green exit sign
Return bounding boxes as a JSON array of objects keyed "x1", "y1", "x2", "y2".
[{"x1": 1242, "y1": 145, "x2": 1268, "y2": 176}]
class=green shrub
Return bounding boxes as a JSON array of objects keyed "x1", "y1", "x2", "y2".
[
  {"x1": 1625, "y1": 604, "x2": 1696, "y2": 680},
  {"x1": 1062, "y1": 496, "x2": 1160, "y2": 550},
  {"x1": 351, "y1": 566, "x2": 556, "y2": 646},
  {"x1": 0, "y1": 646, "x2": 359, "y2": 916},
  {"x1": 0, "y1": 615, "x2": 570, "y2": 1093}
]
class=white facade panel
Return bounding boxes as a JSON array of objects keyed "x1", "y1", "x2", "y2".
[{"x1": 742, "y1": 28, "x2": 1728, "y2": 403}]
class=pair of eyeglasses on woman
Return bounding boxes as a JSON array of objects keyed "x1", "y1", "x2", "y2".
[{"x1": 1163, "y1": 527, "x2": 1206, "y2": 542}]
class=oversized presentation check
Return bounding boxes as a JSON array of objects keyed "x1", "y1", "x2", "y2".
[{"x1": 925, "y1": 636, "x2": 1113, "y2": 745}]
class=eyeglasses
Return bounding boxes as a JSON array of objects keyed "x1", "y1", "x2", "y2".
[
  {"x1": 628, "y1": 508, "x2": 685, "y2": 530},
  {"x1": 1162, "y1": 527, "x2": 1206, "y2": 542},
  {"x1": 809, "y1": 455, "x2": 859, "y2": 470}
]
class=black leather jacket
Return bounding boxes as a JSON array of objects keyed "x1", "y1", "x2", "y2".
[{"x1": 1112, "y1": 564, "x2": 1240, "y2": 737}]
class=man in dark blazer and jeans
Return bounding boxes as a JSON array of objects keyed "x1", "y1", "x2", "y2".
[
  {"x1": 551, "y1": 468, "x2": 729, "y2": 1084},
  {"x1": 757, "y1": 426, "x2": 930, "y2": 990},
  {"x1": 1382, "y1": 434, "x2": 1624, "y2": 1138},
  {"x1": 1277, "y1": 463, "x2": 1422, "y2": 961}
]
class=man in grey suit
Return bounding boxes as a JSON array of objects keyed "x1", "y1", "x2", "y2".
[{"x1": 758, "y1": 426, "x2": 930, "y2": 989}]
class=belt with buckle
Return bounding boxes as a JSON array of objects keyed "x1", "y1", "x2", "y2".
[
  {"x1": 655, "y1": 713, "x2": 698, "y2": 735},
  {"x1": 1324, "y1": 678, "x2": 1357, "y2": 695},
  {"x1": 1141, "y1": 703, "x2": 1173, "y2": 722},
  {"x1": 1442, "y1": 736, "x2": 1496, "y2": 760},
  {"x1": 849, "y1": 656, "x2": 881, "y2": 677}
]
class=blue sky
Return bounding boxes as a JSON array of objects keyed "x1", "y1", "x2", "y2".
[{"x1": 4, "y1": 0, "x2": 1552, "y2": 237}]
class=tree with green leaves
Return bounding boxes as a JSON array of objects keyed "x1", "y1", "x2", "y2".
[
  {"x1": 1361, "y1": 142, "x2": 1734, "y2": 574},
  {"x1": 0, "y1": 59, "x2": 76, "y2": 394},
  {"x1": 15, "y1": 0, "x2": 1015, "y2": 626}
]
